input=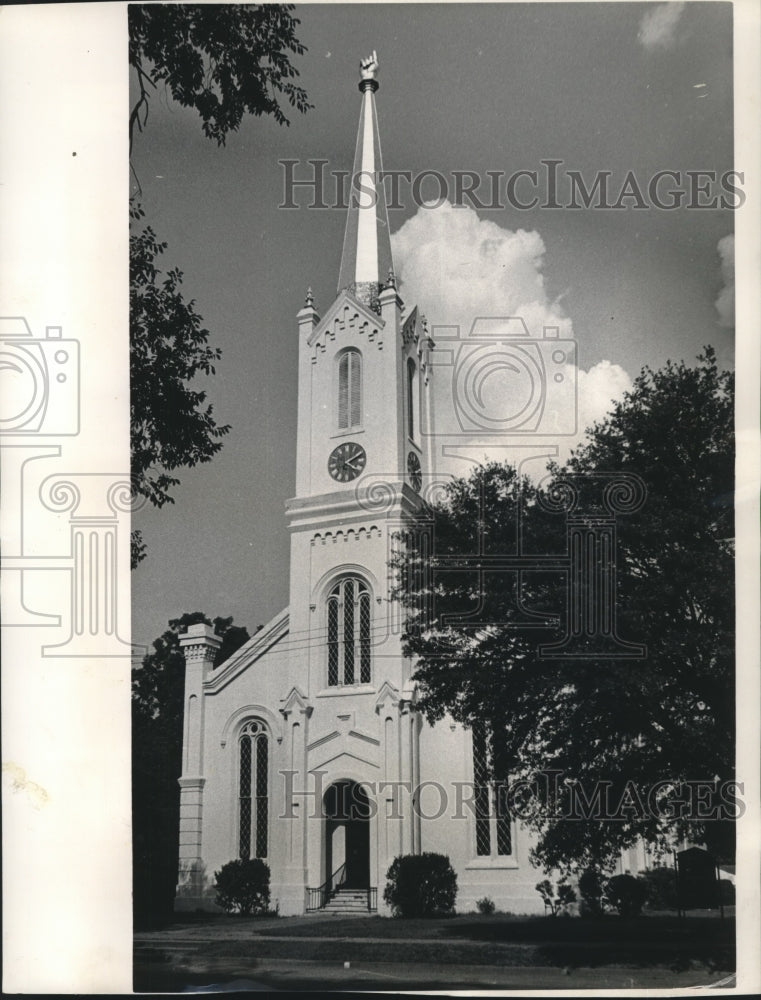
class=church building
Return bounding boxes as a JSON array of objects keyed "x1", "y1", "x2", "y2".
[{"x1": 175, "y1": 54, "x2": 553, "y2": 917}]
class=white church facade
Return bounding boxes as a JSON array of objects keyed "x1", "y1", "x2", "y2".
[{"x1": 174, "y1": 55, "x2": 645, "y2": 918}]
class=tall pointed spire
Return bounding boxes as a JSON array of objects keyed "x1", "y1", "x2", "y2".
[{"x1": 337, "y1": 51, "x2": 394, "y2": 314}]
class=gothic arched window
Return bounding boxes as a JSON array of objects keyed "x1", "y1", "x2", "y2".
[
  {"x1": 238, "y1": 720, "x2": 269, "y2": 860},
  {"x1": 472, "y1": 723, "x2": 512, "y2": 857},
  {"x1": 327, "y1": 576, "x2": 372, "y2": 686},
  {"x1": 337, "y1": 349, "x2": 362, "y2": 430},
  {"x1": 407, "y1": 358, "x2": 416, "y2": 440}
]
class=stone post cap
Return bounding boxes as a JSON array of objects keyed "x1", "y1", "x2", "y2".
[{"x1": 179, "y1": 622, "x2": 222, "y2": 647}]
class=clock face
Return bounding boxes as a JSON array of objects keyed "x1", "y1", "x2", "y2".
[
  {"x1": 328, "y1": 441, "x2": 367, "y2": 483},
  {"x1": 407, "y1": 451, "x2": 422, "y2": 492}
]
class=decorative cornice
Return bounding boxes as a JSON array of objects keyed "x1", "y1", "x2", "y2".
[
  {"x1": 179, "y1": 624, "x2": 222, "y2": 664},
  {"x1": 307, "y1": 292, "x2": 385, "y2": 360},
  {"x1": 311, "y1": 525, "x2": 382, "y2": 546},
  {"x1": 181, "y1": 642, "x2": 218, "y2": 663}
]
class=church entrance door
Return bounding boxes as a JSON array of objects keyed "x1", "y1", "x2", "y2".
[{"x1": 324, "y1": 781, "x2": 370, "y2": 890}]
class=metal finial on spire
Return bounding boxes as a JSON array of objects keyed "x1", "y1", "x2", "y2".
[
  {"x1": 358, "y1": 50, "x2": 379, "y2": 92},
  {"x1": 305, "y1": 286, "x2": 314, "y2": 308},
  {"x1": 337, "y1": 50, "x2": 393, "y2": 312}
]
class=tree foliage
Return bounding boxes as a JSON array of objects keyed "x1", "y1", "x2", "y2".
[
  {"x1": 130, "y1": 202, "x2": 230, "y2": 524},
  {"x1": 129, "y1": 3, "x2": 312, "y2": 150},
  {"x1": 132, "y1": 612, "x2": 251, "y2": 926},
  {"x1": 396, "y1": 350, "x2": 734, "y2": 874},
  {"x1": 128, "y1": 5, "x2": 311, "y2": 565}
]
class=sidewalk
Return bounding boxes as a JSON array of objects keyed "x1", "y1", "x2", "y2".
[{"x1": 134, "y1": 956, "x2": 735, "y2": 993}]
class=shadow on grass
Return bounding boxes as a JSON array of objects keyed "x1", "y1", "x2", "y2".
[{"x1": 441, "y1": 914, "x2": 735, "y2": 971}]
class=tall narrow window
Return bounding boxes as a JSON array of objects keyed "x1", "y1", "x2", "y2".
[
  {"x1": 238, "y1": 721, "x2": 269, "y2": 859},
  {"x1": 337, "y1": 349, "x2": 362, "y2": 430},
  {"x1": 472, "y1": 723, "x2": 512, "y2": 858},
  {"x1": 407, "y1": 358, "x2": 416, "y2": 440},
  {"x1": 326, "y1": 577, "x2": 372, "y2": 685}
]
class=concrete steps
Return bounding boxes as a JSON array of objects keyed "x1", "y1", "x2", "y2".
[{"x1": 320, "y1": 889, "x2": 374, "y2": 915}]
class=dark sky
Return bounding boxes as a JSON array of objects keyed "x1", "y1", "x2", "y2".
[{"x1": 131, "y1": 2, "x2": 735, "y2": 648}]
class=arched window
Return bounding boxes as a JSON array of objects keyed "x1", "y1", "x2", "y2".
[
  {"x1": 337, "y1": 349, "x2": 362, "y2": 430},
  {"x1": 327, "y1": 577, "x2": 372, "y2": 686},
  {"x1": 238, "y1": 720, "x2": 269, "y2": 860},
  {"x1": 407, "y1": 358, "x2": 416, "y2": 440},
  {"x1": 472, "y1": 723, "x2": 512, "y2": 857}
]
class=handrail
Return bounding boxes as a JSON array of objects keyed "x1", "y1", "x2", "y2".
[{"x1": 306, "y1": 862, "x2": 347, "y2": 911}]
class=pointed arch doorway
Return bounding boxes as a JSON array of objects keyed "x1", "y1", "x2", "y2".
[{"x1": 324, "y1": 780, "x2": 371, "y2": 889}]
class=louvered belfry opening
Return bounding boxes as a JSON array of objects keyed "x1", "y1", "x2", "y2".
[
  {"x1": 327, "y1": 577, "x2": 372, "y2": 686},
  {"x1": 337, "y1": 349, "x2": 362, "y2": 430}
]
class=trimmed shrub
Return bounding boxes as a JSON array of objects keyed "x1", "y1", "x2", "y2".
[
  {"x1": 535, "y1": 878, "x2": 577, "y2": 916},
  {"x1": 578, "y1": 869, "x2": 605, "y2": 917},
  {"x1": 604, "y1": 874, "x2": 647, "y2": 918},
  {"x1": 641, "y1": 866, "x2": 678, "y2": 910},
  {"x1": 476, "y1": 896, "x2": 496, "y2": 915},
  {"x1": 214, "y1": 859, "x2": 271, "y2": 915},
  {"x1": 384, "y1": 853, "x2": 458, "y2": 917}
]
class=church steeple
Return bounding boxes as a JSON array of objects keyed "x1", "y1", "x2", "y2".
[{"x1": 337, "y1": 51, "x2": 394, "y2": 313}]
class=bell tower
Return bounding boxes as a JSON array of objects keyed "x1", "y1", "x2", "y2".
[{"x1": 285, "y1": 52, "x2": 435, "y2": 699}]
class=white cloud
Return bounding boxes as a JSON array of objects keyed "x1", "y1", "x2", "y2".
[
  {"x1": 638, "y1": 2, "x2": 686, "y2": 51},
  {"x1": 391, "y1": 201, "x2": 632, "y2": 479},
  {"x1": 714, "y1": 234, "x2": 734, "y2": 329},
  {"x1": 559, "y1": 360, "x2": 633, "y2": 461},
  {"x1": 392, "y1": 200, "x2": 572, "y2": 340}
]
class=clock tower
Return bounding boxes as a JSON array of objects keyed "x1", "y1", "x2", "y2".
[
  {"x1": 285, "y1": 51, "x2": 435, "y2": 694},
  {"x1": 279, "y1": 53, "x2": 436, "y2": 906}
]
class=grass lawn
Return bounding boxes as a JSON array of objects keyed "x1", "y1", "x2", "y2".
[{"x1": 135, "y1": 910, "x2": 734, "y2": 992}]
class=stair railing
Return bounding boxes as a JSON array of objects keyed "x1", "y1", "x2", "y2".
[{"x1": 306, "y1": 862, "x2": 347, "y2": 912}]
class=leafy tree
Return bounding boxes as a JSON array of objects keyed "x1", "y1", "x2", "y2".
[
  {"x1": 132, "y1": 612, "x2": 251, "y2": 926},
  {"x1": 129, "y1": 3, "x2": 311, "y2": 151},
  {"x1": 129, "y1": 5, "x2": 312, "y2": 565},
  {"x1": 396, "y1": 350, "x2": 734, "y2": 875},
  {"x1": 130, "y1": 202, "x2": 230, "y2": 531}
]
